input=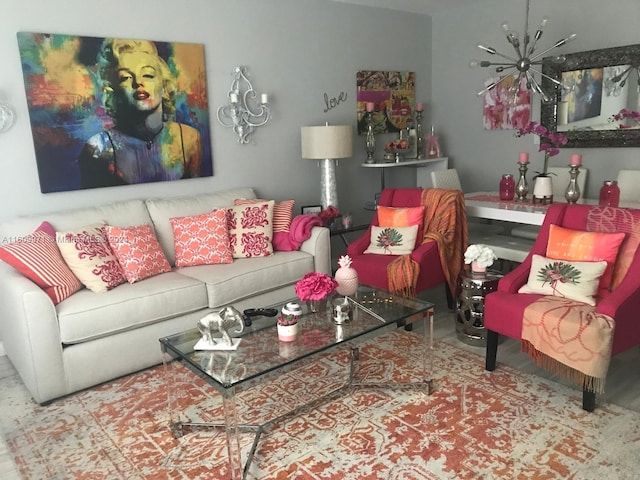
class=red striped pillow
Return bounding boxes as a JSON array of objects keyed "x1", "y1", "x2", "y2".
[{"x1": 0, "y1": 221, "x2": 83, "y2": 304}]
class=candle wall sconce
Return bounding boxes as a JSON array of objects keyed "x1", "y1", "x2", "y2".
[{"x1": 217, "y1": 66, "x2": 271, "y2": 144}]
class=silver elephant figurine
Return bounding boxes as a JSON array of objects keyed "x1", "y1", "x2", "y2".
[{"x1": 197, "y1": 306, "x2": 245, "y2": 347}]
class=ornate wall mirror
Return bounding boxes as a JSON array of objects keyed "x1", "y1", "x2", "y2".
[{"x1": 541, "y1": 44, "x2": 640, "y2": 148}]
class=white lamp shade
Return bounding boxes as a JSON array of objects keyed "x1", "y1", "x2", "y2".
[{"x1": 300, "y1": 125, "x2": 353, "y2": 159}]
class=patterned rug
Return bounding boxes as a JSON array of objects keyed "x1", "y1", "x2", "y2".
[{"x1": 1, "y1": 330, "x2": 639, "y2": 480}]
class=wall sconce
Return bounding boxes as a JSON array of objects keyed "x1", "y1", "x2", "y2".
[
  {"x1": 0, "y1": 100, "x2": 15, "y2": 133},
  {"x1": 217, "y1": 66, "x2": 271, "y2": 144}
]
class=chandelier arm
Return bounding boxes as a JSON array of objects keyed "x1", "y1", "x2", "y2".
[
  {"x1": 477, "y1": 72, "x2": 517, "y2": 96},
  {"x1": 522, "y1": 0, "x2": 531, "y2": 59},
  {"x1": 529, "y1": 34, "x2": 577, "y2": 62},
  {"x1": 477, "y1": 45, "x2": 519, "y2": 63},
  {"x1": 528, "y1": 66, "x2": 567, "y2": 88}
]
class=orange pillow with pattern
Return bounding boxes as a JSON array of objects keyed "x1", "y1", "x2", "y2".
[
  {"x1": 170, "y1": 209, "x2": 233, "y2": 267},
  {"x1": 546, "y1": 224, "x2": 625, "y2": 293},
  {"x1": 105, "y1": 224, "x2": 171, "y2": 283},
  {"x1": 227, "y1": 201, "x2": 274, "y2": 258},
  {"x1": 234, "y1": 198, "x2": 294, "y2": 251},
  {"x1": 377, "y1": 205, "x2": 425, "y2": 247}
]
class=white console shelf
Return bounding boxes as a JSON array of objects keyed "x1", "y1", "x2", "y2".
[{"x1": 361, "y1": 157, "x2": 448, "y2": 190}]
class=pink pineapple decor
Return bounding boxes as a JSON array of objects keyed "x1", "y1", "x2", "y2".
[{"x1": 335, "y1": 255, "x2": 359, "y2": 296}]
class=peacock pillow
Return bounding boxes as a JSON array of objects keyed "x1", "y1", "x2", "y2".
[
  {"x1": 518, "y1": 254, "x2": 607, "y2": 306},
  {"x1": 364, "y1": 225, "x2": 418, "y2": 256}
]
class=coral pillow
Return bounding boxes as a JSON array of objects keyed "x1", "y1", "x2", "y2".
[
  {"x1": 105, "y1": 224, "x2": 171, "y2": 283},
  {"x1": 170, "y1": 209, "x2": 233, "y2": 267},
  {"x1": 377, "y1": 205, "x2": 425, "y2": 228},
  {"x1": 364, "y1": 225, "x2": 418, "y2": 255},
  {"x1": 234, "y1": 198, "x2": 295, "y2": 251},
  {"x1": 0, "y1": 221, "x2": 83, "y2": 304},
  {"x1": 227, "y1": 201, "x2": 274, "y2": 258},
  {"x1": 57, "y1": 223, "x2": 127, "y2": 293},
  {"x1": 519, "y1": 254, "x2": 607, "y2": 306},
  {"x1": 546, "y1": 224, "x2": 625, "y2": 293}
]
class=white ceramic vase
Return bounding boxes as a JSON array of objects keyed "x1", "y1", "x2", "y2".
[
  {"x1": 533, "y1": 176, "x2": 553, "y2": 203},
  {"x1": 277, "y1": 323, "x2": 298, "y2": 342}
]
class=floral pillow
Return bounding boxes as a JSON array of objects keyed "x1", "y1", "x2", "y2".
[
  {"x1": 546, "y1": 224, "x2": 625, "y2": 293},
  {"x1": 170, "y1": 209, "x2": 233, "y2": 267},
  {"x1": 364, "y1": 225, "x2": 418, "y2": 256},
  {"x1": 226, "y1": 201, "x2": 274, "y2": 258},
  {"x1": 0, "y1": 221, "x2": 83, "y2": 304},
  {"x1": 518, "y1": 254, "x2": 607, "y2": 306},
  {"x1": 234, "y1": 198, "x2": 294, "y2": 251},
  {"x1": 57, "y1": 223, "x2": 127, "y2": 293},
  {"x1": 104, "y1": 224, "x2": 171, "y2": 283}
]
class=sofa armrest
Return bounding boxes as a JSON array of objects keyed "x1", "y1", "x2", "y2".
[
  {"x1": 0, "y1": 265, "x2": 67, "y2": 404},
  {"x1": 346, "y1": 226, "x2": 373, "y2": 257},
  {"x1": 299, "y1": 226, "x2": 331, "y2": 275}
]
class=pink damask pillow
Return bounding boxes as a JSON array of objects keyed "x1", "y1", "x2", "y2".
[
  {"x1": 57, "y1": 223, "x2": 127, "y2": 293},
  {"x1": 170, "y1": 209, "x2": 233, "y2": 267},
  {"x1": 105, "y1": 224, "x2": 171, "y2": 283},
  {"x1": 234, "y1": 198, "x2": 295, "y2": 252},
  {"x1": 226, "y1": 201, "x2": 274, "y2": 258},
  {"x1": 0, "y1": 221, "x2": 83, "y2": 304}
]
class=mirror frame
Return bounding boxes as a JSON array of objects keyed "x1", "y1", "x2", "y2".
[{"x1": 541, "y1": 43, "x2": 640, "y2": 148}]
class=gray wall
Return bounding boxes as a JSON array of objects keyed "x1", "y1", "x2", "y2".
[
  {"x1": 432, "y1": 0, "x2": 640, "y2": 198},
  {"x1": 0, "y1": 0, "x2": 431, "y2": 226}
]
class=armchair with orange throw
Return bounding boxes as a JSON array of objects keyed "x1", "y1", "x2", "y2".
[
  {"x1": 346, "y1": 188, "x2": 468, "y2": 307},
  {"x1": 484, "y1": 203, "x2": 640, "y2": 411}
]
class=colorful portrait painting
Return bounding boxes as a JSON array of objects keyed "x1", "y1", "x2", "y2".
[
  {"x1": 356, "y1": 70, "x2": 415, "y2": 135},
  {"x1": 561, "y1": 67, "x2": 603, "y2": 124},
  {"x1": 482, "y1": 76, "x2": 531, "y2": 130},
  {"x1": 17, "y1": 32, "x2": 212, "y2": 193}
]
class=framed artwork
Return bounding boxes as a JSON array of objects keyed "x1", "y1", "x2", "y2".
[
  {"x1": 482, "y1": 76, "x2": 531, "y2": 130},
  {"x1": 301, "y1": 205, "x2": 322, "y2": 215},
  {"x1": 356, "y1": 70, "x2": 415, "y2": 135},
  {"x1": 17, "y1": 32, "x2": 213, "y2": 193}
]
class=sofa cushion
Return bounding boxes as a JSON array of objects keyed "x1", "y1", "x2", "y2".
[
  {"x1": 234, "y1": 198, "x2": 295, "y2": 251},
  {"x1": 177, "y1": 251, "x2": 315, "y2": 308},
  {"x1": 0, "y1": 221, "x2": 83, "y2": 304},
  {"x1": 105, "y1": 224, "x2": 172, "y2": 283},
  {"x1": 56, "y1": 223, "x2": 127, "y2": 293},
  {"x1": 145, "y1": 187, "x2": 257, "y2": 265},
  {"x1": 170, "y1": 210, "x2": 233, "y2": 267},
  {"x1": 227, "y1": 201, "x2": 274, "y2": 258},
  {"x1": 56, "y1": 271, "x2": 208, "y2": 344}
]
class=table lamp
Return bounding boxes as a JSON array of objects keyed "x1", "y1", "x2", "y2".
[{"x1": 300, "y1": 124, "x2": 353, "y2": 209}]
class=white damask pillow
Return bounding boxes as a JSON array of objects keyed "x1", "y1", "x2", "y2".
[
  {"x1": 518, "y1": 254, "x2": 607, "y2": 306},
  {"x1": 364, "y1": 225, "x2": 419, "y2": 255}
]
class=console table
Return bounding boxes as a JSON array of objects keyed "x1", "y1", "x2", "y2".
[{"x1": 361, "y1": 157, "x2": 449, "y2": 191}]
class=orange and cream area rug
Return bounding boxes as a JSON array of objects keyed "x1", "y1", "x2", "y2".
[{"x1": 1, "y1": 330, "x2": 639, "y2": 480}]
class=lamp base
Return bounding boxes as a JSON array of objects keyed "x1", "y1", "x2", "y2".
[{"x1": 320, "y1": 158, "x2": 338, "y2": 209}]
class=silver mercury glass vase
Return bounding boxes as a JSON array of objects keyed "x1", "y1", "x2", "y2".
[
  {"x1": 365, "y1": 112, "x2": 375, "y2": 163},
  {"x1": 564, "y1": 165, "x2": 581, "y2": 204},
  {"x1": 516, "y1": 162, "x2": 529, "y2": 201}
]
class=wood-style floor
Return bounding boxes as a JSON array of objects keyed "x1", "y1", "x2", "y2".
[{"x1": 0, "y1": 285, "x2": 638, "y2": 478}]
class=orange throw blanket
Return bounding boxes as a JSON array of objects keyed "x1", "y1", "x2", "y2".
[
  {"x1": 388, "y1": 188, "x2": 468, "y2": 298},
  {"x1": 521, "y1": 296, "x2": 615, "y2": 394}
]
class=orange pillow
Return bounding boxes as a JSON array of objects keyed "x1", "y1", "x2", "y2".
[
  {"x1": 377, "y1": 205, "x2": 425, "y2": 227},
  {"x1": 170, "y1": 209, "x2": 233, "y2": 267},
  {"x1": 105, "y1": 224, "x2": 171, "y2": 283},
  {"x1": 546, "y1": 224, "x2": 625, "y2": 293}
]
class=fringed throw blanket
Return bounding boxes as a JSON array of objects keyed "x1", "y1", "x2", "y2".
[
  {"x1": 521, "y1": 296, "x2": 615, "y2": 393},
  {"x1": 388, "y1": 188, "x2": 467, "y2": 298}
]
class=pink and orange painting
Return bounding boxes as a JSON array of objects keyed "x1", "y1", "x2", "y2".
[
  {"x1": 482, "y1": 76, "x2": 531, "y2": 130},
  {"x1": 17, "y1": 32, "x2": 212, "y2": 193}
]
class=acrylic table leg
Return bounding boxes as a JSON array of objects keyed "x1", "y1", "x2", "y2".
[
  {"x1": 222, "y1": 388, "x2": 243, "y2": 480},
  {"x1": 162, "y1": 349, "x2": 183, "y2": 437},
  {"x1": 421, "y1": 308, "x2": 435, "y2": 394}
]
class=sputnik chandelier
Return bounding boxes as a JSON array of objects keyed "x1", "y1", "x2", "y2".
[{"x1": 470, "y1": 0, "x2": 576, "y2": 103}]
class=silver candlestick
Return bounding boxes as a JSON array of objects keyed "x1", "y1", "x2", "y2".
[
  {"x1": 516, "y1": 162, "x2": 529, "y2": 201},
  {"x1": 564, "y1": 164, "x2": 581, "y2": 204},
  {"x1": 365, "y1": 111, "x2": 375, "y2": 163}
]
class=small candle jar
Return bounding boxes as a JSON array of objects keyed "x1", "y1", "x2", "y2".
[
  {"x1": 599, "y1": 180, "x2": 620, "y2": 207},
  {"x1": 499, "y1": 174, "x2": 516, "y2": 201}
]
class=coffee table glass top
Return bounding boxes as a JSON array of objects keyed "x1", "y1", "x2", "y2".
[{"x1": 160, "y1": 285, "x2": 434, "y2": 390}]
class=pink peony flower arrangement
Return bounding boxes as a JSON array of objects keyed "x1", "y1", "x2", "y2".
[{"x1": 295, "y1": 272, "x2": 338, "y2": 302}]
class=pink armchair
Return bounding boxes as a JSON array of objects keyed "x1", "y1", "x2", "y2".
[
  {"x1": 347, "y1": 188, "x2": 466, "y2": 308},
  {"x1": 484, "y1": 203, "x2": 640, "y2": 411}
]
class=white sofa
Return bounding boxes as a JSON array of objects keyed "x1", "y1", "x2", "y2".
[{"x1": 0, "y1": 187, "x2": 330, "y2": 404}]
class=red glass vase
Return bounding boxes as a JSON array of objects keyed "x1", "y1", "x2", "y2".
[
  {"x1": 599, "y1": 180, "x2": 620, "y2": 207},
  {"x1": 499, "y1": 174, "x2": 515, "y2": 201}
]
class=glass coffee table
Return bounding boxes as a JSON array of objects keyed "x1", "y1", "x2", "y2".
[{"x1": 159, "y1": 285, "x2": 435, "y2": 479}]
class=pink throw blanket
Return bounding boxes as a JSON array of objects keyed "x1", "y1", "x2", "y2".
[{"x1": 274, "y1": 214, "x2": 323, "y2": 251}]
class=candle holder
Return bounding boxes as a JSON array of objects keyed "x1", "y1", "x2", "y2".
[
  {"x1": 415, "y1": 109, "x2": 425, "y2": 159},
  {"x1": 564, "y1": 164, "x2": 581, "y2": 204},
  {"x1": 516, "y1": 162, "x2": 529, "y2": 201},
  {"x1": 364, "y1": 111, "x2": 375, "y2": 163}
]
